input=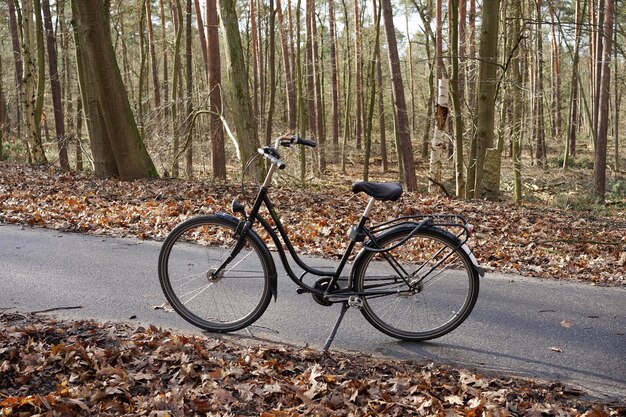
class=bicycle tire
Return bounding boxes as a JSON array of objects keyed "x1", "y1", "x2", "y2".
[
  {"x1": 158, "y1": 215, "x2": 273, "y2": 332},
  {"x1": 355, "y1": 226, "x2": 479, "y2": 341}
]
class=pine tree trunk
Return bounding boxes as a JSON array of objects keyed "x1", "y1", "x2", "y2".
[
  {"x1": 184, "y1": 0, "x2": 193, "y2": 178},
  {"x1": 512, "y1": 0, "x2": 523, "y2": 204},
  {"x1": 42, "y1": 0, "x2": 69, "y2": 170},
  {"x1": 277, "y1": 0, "x2": 297, "y2": 131},
  {"x1": 534, "y1": 0, "x2": 546, "y2": 166},
  {"x1": 565, "y1": 0, "x2": 585, "y2": 167},
  {"x1": 353, "y1": 0, "x2": 363, "y2": 151},
  {"x1": 381, "y1": 0, "x2": 417, "y2": 191},
  {"x1": 8, "y1": 0, "x2": 23, "y2": 146},
  {"x1": 328, "y1": 0, "x2": 340, "y2": 159},
  {"x1": 206, "y1": 0, "x2": 226, "y2": 179},
  {"x1": 594, "y1": 0, "x2": 613, "y2": 203},
  {"x1": 193, "y1": 0, "x2": 209, "y2": 81},
  {"x1": 146, "y1": 0, "x2": 161, "y2": 108},
  {"x1": 264, "y1": 0, "x2": 277, "y2": 146}
]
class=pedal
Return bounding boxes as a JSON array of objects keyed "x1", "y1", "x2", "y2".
[{"x1": 348, "y1": 296, "x2": 363, "y2": 309}]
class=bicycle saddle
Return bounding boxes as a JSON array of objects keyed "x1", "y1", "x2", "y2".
[{"x1": 352, "y1": 182, "x2": 403, "y2": 201}]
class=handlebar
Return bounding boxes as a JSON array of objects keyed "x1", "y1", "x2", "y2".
[
  {"x1": 258, "y1": 147, "x2": 286, "y2": 169},
  {"x1": 258, "y1": 134, "x2": 317, "y2": 169}
]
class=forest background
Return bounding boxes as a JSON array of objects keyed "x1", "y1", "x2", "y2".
[{"x1": 0, "y1": 0, "x2": 624, "y2": 284}]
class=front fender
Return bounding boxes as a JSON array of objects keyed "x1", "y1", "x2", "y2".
[{"x1": 215, "y1": 212, "x2": 279, "y2": 300}]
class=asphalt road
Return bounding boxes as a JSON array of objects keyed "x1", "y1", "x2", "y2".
[{"x1": 1, "y1": 224, "x2": 624, "y2": 402}]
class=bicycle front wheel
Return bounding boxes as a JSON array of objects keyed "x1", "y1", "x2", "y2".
[
  {"x1": 158, "y1": 215, "x2": 272, "y2": 332},
  {"x1": 355, "y1": 227, "x2": 479, "y2": 341}
]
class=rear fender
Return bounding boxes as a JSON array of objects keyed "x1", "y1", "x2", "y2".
[{"x1": 351, "y1": 223, "x2": 484, "y2": 281}]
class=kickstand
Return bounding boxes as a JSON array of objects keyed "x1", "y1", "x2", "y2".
[{"x1": 322, "y1": 302, "x2": 349, "y2": 352}]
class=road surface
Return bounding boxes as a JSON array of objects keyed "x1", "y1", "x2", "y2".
[{"x1": 1, "y1": 224, "x2": 624, "y2": 402}]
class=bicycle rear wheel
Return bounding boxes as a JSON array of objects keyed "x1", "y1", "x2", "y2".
[
  {"x1": 158, "y1": 215, "x2": 272, "y2": 332},
  {"x1": 355, "y1": 226, "x2": 479, "y2": 341}
]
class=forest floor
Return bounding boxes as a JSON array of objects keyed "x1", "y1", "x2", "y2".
[{"x1": 1, "y1": 160, "x2": 625, "y2": 416}]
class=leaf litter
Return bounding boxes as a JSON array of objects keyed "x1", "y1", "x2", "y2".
[
  {"x1": 1, "y1": 312, "x2": 623, "y2": 416},
  {"x1": 1, "y1": 162, "x2": 624, "y2": 286}
]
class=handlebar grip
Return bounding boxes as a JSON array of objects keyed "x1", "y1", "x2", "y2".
[
  {"x1": 292, "y1": 135, "x2": 317, "y2": 148},
  {"x1": 258, "y1": 148, "x2": 286, "y2": 169}
]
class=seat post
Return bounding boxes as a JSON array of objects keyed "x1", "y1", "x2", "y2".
[{"x1": 362, "y1": 197, "x2": 376, "y2": 219}]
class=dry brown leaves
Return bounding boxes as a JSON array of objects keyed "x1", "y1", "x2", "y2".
[
  {"x1": 1, "y1": 312, "x2": 623, "y2": 416},
  {"x1": 1, "y1": 162, "x2": 624, "y2": 286}
]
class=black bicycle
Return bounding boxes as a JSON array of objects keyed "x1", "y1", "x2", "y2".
[{"x1": 158, "y1": 134, "x2": 484, "y2": 350}]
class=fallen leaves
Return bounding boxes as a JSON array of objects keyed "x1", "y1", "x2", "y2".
[
  {"x1": 0, "y1": 312, "x2": 621, "y2": 416},
  {"x1": 0, "y1": 162, "x2": 625, "y2": 286}
]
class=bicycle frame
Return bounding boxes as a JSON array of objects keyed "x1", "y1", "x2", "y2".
[{"x1": 227, "y1": 163, "x2": 439, "y2": 301}]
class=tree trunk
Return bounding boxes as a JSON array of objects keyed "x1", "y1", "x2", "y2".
[
  {"x1": 146, "y1": 0, "x2": 161, "y2": 108},
  {"x1": 206, "y1": 0, "x2": 226, "y2": 179},
  {"x1": 184, "y1": 0, "x2": 193, "y2": 178},
  {"x1": 72, "y1": 0, "x2": 157, "y2": 179},
  {"x1": 564, "y1": 0, "x2": 585, "y2": 167},
  {"x1": 363, "y1": 0, "x2": 381, "y2": 182},
  {"x1": 534, "y1": 0, "x2": 546, "y2": 166},
  {"x1": 328, "y1": 0, "x2": 340, "y2": 159},
  {"x1": 381, "y1": 0, "x2": 417, "y2": 191},
  {"x1": 469, "y1": 0, "x2": 499, "y2": 198},
  {"x1": 264, "y1": 0, "x2": 277, "y2": 146},
  {"x1": 8, "y1": 0, "x2": 23, "y2": 145},
  {"x1": 311, "y1": 0, "x2": 325, "y2": 172},
  {"x1": 276, "y1": 0, "x2": 297, "y2": 131},
  {"x1": 592, "y1": 0, "x2": 604, "y2": 146},
  {"x1": 219, "y1": 0, "x2": 261, "y2": 171},
  {"x1": 353, "y1": 0, "x2": 363, "y2": 151},
  {"x1": 250, "y1": 0, "x2": 260, "y2": 121},
  {"x1": 511, "y1": 0, "x2": 523, "y2": 204},
  {"x1": 193, "y1": 0, "x2": 209, "y2": 80},
  {"x1": 376, "y1": 25, "x2": 387, "y2": 173},
  {"x1": 42, "y1": 0, "x2": 69, "y2": 170},
  {"x1": 450, "y1": 0, "x2": 464, "y2": 198},
  {"x1": 594, "y1": 0, "x2": 613, "y2": 203},
  {"x1": 20, "y1": 0, "x2": 46, "y2": 164}
]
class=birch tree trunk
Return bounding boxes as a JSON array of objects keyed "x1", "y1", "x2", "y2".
[{"x1": 429, "y1": 80, "x2": 448, "y2": 194}]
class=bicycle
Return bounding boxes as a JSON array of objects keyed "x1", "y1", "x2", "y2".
[{"x1": 158, "y1": 134, "x2": 485, "y2": 350}]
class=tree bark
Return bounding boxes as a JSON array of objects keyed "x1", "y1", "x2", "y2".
[
  {"x1": 20, "y1": 0, "x2": 47, "y2": 164},
  {"x1": 381, "y1": 0, "x2": 417, "y2": 191},
  {"x1": 328, "y1": 0, "x2": 340, "y2": 159},
  {"x1": 353, "y1": 0, "x2": 363, "y2": 150},
  {"x1": 219, "y1": 0, "x2": 261, "y2": 171},
  {"x1": 534, "y1": 0, "x2": 546, "y2": 166},
  {"x1": 593, "y1": 0, "x2": 613, "y2": 203},
  {"x1": 193, "y1": 0, "x2": 209, "y2": 81},
  {"x1": 450, "y1": 0, "x2": 464, "y2": 198},
  {"x1": 511, "y1": 0, "x2": 523, "y2": 204},
  {"x1": 469, "y1": 0, "x2": 499, "y2": 198},
  {"x1": 8, "y1": 0, "x2": 23, "y2": 144},
  {"x1": 184, "y1": 0, "x2": 193, "y2": 178},
  {"x1": 206, "y1": 0, "x2": 226, "y2": 179},
  {"x1": 146, "y1": 0, "x2": 162, "y2": 108},
  {"x1": 72, "y1": 0, "x2": 157, "y2": 179},
  {"x1": 276, "y1": 0, "x2": 297, "y2": 131},
  {"x1": 42, "y1": 0, "x2": 69, "y2": 170}
]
